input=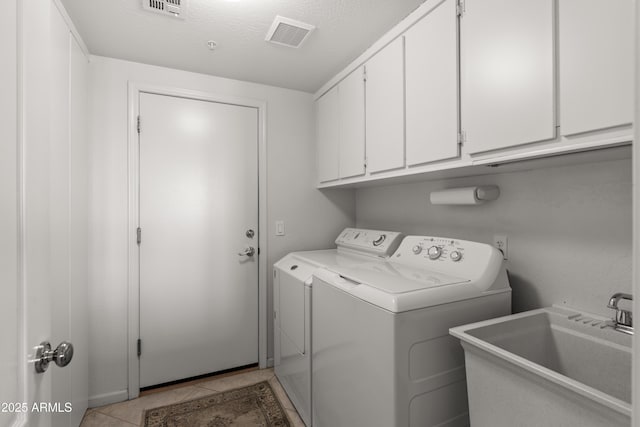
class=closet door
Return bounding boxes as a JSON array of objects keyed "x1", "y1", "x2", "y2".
[
  {"x1": 461, "y1": 0, "x2": 555, "y2": 153},
  {"x1": 405, "y1": 0, "x2": 459, "y2": 166},
  {"x1": 338, "y1": 67, "x2": 366, "y2": 178},
  {"x1": 316, "y1": 87, "x2": 340, "y2": 183},
  {"x1": 559, "y1": 0, "x2": 633, "y2": 136},
  {"x1": 365, "y1": 38, "x2": 405, "y2": 173}
]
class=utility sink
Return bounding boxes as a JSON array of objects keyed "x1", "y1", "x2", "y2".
[{"x1": 450, "y1": 306, "x2": 631, "y2": 427}]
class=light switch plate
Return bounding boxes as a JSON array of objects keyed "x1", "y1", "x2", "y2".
[{"x1": 275, "y1": 221, "x2": 285, "y2": 236}]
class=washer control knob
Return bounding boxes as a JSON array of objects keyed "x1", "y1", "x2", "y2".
[
  {"x1": 427, "y1": 246, "x2": 442, "y2": 260},
  {"x1": 372, "y1": 234, "x2": 386, "y2": 247},
  {"x1": 450, "y1": 250, "x2": 462, "y2": 262},
  {"x1": 412, "y1": 245, "x2": 423, "y2": 255}
]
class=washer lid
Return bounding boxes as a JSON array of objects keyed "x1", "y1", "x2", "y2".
[{"x1": 337, "y1": 262, "x2": 469, "y2": 294}]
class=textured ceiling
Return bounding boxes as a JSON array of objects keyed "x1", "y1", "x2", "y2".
[{"x1": 59, "y1": 0, "x2": 426, "y2": 92}]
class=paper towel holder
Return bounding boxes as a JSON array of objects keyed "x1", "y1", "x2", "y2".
[{"x1": 429, "y1": 185, "x2": 500, "y2": 205}]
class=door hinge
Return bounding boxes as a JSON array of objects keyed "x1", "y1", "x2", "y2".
[
  {"x1": 364, "y1": 156, "x2": 368, "y2": 170},
  {"x1": 137, "y1": 339, "x2": 142, "y2": 357},
  {"x1": 274, "y1": 311, "x2": 277, "y2": 320},
  {"x1": 456, "y1": 0, "x2": 465, "y2": 16},
  {"x1": 137, "y1": 227, "x2": 142, "y2": 244},
  {"x1": 363, "y1": 67, "x2": 367, "y2": 83},
  {"x1": 137, "y1": 116, "x2": 141, "y2": 134},
  {"x1": 458, "y1": 131, "x2": 466, "y2": 146}
]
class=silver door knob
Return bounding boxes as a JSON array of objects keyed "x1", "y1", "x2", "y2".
[
  {"x1": 34, "y1": 341, "x2": 74, "y2": 373},
  {"x1": 238, "y1": 246, "x2": 256, "y2": 257}
]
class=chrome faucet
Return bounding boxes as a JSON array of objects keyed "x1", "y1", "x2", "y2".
[{"x1": 607, "y1": 292, "x2": 633, "y2": 335}]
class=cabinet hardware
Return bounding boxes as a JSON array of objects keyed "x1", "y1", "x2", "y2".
[{"x1": 457, "y1": 131, "x2": 467, "y2": 145}]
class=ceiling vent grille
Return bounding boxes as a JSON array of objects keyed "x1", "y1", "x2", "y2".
[
  {"x1": 142, "y1": 0, "x2": 186, "y2": 19},
  {"x1": 265, "y1": 16, "x2": 316, "y2": 48}
]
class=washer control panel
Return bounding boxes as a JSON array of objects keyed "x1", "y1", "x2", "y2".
[
  {"x1": 405, "y1": 237, "x2": 466, "y2": 264},
  {"x1": 391, "y1": 235, "x2": 506, "y2": 292},
  {"x1": 392, "y1": 235, "x2": 504, "y2": 276},
  {"x1": 335, "y1": 228, "x2": 403, "y2": 257}
]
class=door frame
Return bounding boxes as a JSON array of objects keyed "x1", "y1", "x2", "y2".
[{"x1": 126, "y1": 83, "x2": 268, "y2": 399}]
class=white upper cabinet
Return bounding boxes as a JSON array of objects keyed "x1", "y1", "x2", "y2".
[
  {"x1": 338, "y1": 67, "x2": 366, "y2": 178},
  {"x1": 316, "y1": 86, "x2": 340, "y2": 183},
  {"x1": 365, "y1": 38, "x2": 405, "y2": 174},
  {"x1": 405, "y1": 0, "x2": 459, "y2": 166},
  {"x1": 559, "y1": 0, "x2": 633, "y2": 136},
  {"x1": 461, "y1": 0, "x2": 556, "y2": 154}
]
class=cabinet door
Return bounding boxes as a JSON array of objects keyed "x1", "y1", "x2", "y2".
[
  {"x1": 316, "y1": 86, "x2": 340, "y2": 183},
  {"x1": 461, "y1": 0, "x2": 556, "y2": 153},
  {"x1": 339, "y1": 67, "x2": 366, "y2": 178},
  {"x1": 559, "y1": 0, "x2": 633, "y2": 136},
  {"x1": 405, "y1": 0, "x2": 459, "y2": 166},
  {"x1": 366, "y1": 38, "x2": 405, "y2": 173}
]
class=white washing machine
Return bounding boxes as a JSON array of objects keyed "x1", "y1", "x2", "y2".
[
  {"x1": 311, "y1": 235, "x2": 512, "y2": 427},
  {"x1": 273, "y1": 228, "x2": 404, "y2": 426}
]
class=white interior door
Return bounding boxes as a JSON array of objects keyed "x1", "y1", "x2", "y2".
[
  {"x1": 3, "y1": 1, "x2": 89, "y2": 427},
  {"x1": 139, "y1": 93, "x2": 259, "y2": 388},
  {"x1": 1, "y1": 1, "x2": 22, "y2": 426}
]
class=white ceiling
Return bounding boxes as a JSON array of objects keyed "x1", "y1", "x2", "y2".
[{"x1": 60, "y1": 0, "x2": 426, "y2": 93}]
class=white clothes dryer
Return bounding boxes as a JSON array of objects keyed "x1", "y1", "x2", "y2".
[
  {"x1": 311, "y1": 235, "x2": 512, "y2": 427},
  {"x1": 273, "y1": 228, "x2": 403, "y2": 426}
]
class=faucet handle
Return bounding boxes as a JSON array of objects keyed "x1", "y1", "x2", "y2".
[
  {"x1": 616, "y1": 309, "x2": 633, "y2": 328},
  {"x1": 607, "y1": 292, "x2": 633, "y2": 310}
]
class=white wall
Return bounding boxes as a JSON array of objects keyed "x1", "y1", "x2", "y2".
[
  {"x1": 356, "y1": 158, "x2": 632, "y2": 316},
  {"x1": 87, "y1": 56, "x2": 354, "y2": 404}
]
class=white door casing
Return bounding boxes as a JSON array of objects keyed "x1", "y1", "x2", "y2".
[
  {"x1": 50, "y1": 4, "x2": 90, "y2": 426},
  {"x1": 68, "y1": 26, "x2": 90, "y2": 427},
  {"x1": 128, "y1": 84, "x2": 268, "y2": 397}
]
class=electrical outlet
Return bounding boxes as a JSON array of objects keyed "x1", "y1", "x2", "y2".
[{"x1": 493, "y1": 234, "x2": 508, "y2": 260}]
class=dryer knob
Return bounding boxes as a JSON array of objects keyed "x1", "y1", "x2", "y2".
[
  {"x1": 427, "y1": 246, "x2": 442, "y2": 260},
  {"x1": 450, "y1": 250, "x2": 462, "y2": 262},
  {"x1": 412, "y1": 245, "x2": 423, "y2": 255}
]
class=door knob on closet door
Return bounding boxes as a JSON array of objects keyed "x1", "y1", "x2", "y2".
[
  {"x1": 238, "y1": 246, "x2": 256, "y2": 257},
  {"x1": 34, "y1": 341, "x2": 74, "y2": 373}
]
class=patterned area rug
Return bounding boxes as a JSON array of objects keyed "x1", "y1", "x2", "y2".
[{"x1": 142, "y1": 381, "x2": 291, "y2": 427}]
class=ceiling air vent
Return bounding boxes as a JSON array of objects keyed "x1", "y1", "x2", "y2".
[
  {"x1": 142, "y1": 0, "x2": 187, "y2": 19},
  {"x1": 265, "y1": 16, "x2": 316, "y2": 48}
]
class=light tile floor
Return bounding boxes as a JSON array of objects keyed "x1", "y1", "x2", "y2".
[{"x1": 80, "y1": 368, "x2": 305, "y2": 427}]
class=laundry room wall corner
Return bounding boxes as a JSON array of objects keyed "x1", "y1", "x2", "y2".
[{"x1": 86, "y1": 56, "x2": 355, "y2": 406}]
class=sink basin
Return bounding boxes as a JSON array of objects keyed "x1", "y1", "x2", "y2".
[{"x1": 450, "y1": 306, "x2": 631, "y2": 427}]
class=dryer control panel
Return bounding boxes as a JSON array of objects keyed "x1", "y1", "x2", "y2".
[{"x1": 335, "y1": 228, "x2": 403, "y2": 258}]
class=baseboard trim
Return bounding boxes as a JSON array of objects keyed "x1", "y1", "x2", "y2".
[{"x1": 88, "y1": 390, "x2": 128, "y2": 408}]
